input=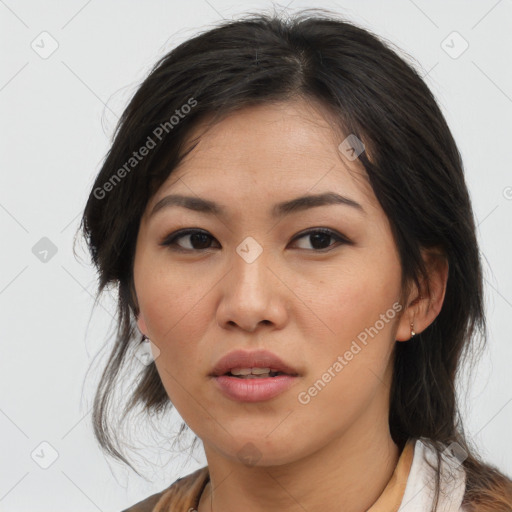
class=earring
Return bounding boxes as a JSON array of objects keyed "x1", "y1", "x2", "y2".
[
  {"x1": 140, "y1": 334, "x2": 149, "y2": 344},
  {"x1": 410, "y1": 322, "x2": 416, "y2": 338}
]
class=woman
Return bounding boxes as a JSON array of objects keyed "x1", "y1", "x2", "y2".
[{"x1": 79, "y1": 9, "x2": 512, "y2": 512}]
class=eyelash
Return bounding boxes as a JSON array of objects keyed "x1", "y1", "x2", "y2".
[{"x1": 159, "y1": 228, "x2": 352, "y2": 253}]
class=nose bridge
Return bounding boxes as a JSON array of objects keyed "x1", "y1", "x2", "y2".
[
  {"x1": 231, "y1": 235, "x2": 271, "y2": 300},
  {"x1": 217, "y1": 235, "x2": 286, "y2": 331}
]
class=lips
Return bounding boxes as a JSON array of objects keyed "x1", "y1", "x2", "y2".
[{"x1": 210, "y1": 349, "x2": 299, "y2": 377}]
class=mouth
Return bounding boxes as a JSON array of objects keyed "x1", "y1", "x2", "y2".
[
  {"x1": 210, "y1": 349, "x2": 300, "y2": 378},
  {"x1": 209, "y1": 350, "x2": 300, "y2": 402},
  {"x1": 223, "y1": 368, "x2": 294, "y2": 379}
]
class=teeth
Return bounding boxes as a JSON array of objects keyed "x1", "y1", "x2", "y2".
[
  {"x1": 230, "y1": 367, "x2": 271, "y2": 376},
  {"x1": 236, "y1": 375, "x2": 269, "y2": 379}
]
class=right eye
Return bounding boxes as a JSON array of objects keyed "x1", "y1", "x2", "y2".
[{"x1": 160, "y1": 229, "x2": 220, "y2": 252}]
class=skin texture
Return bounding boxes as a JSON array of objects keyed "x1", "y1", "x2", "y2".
[{"x1": 133, "y1": 98, "x2": 449, "y2": 512}]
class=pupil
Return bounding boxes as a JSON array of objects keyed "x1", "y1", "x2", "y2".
[
  {"x1": 191, "y1": 233, "x2": 211, "y2": 249},
  {"x1": 310, "y1": 233, "x2": 331, "y2": 249}
]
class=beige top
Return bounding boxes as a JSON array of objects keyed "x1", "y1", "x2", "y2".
[{"x1": 122, "y1": 438, "x2": 416, "y2": 512}]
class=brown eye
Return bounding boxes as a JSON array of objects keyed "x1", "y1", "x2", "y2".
[
  {"x1": 160, "y1": 229, "x2": 219, "y2": 251},
  {"x1": 291, "y1": 228, "x2": 351, "y2": 251},
  {"x1": 160, "y1": 227, "x2": 351, "y2": 253}
]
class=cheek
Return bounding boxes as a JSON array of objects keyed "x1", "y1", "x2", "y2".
[
  {"x1": 311, "y1": 254, "x2": 402, "y2": 342},
  {"x1": 295, "y1": 268, "x2": 400, "y2": 422},
  {"x1": 136, "y1": 261, "x2": 206, "y2": 339},
  {"x1": 135, "y1": 265, "x2": 218, "y2": 404},
  {"x1": 136, "y1": 270, "x2": 205, "y2": 405},
  {"x1": 295, "y1": 255, "x2": 401, "y2": 411}
]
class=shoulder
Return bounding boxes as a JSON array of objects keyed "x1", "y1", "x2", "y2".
[
  {"x1": 121, "y1": 466, "x2": 210, "y2": 512},
  {"x1": 400, "y1": 438, "x2": 467, "y2": 511},
  {"x1": 121, "y1": 489, "x2": 167, "y2": 512}
]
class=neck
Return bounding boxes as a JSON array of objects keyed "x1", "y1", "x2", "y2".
[{"x1": 198, "y1": 414, "x2": 400, "y2": 512}]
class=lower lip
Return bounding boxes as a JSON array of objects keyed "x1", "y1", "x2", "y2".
[{"x1": 212, "y1": 375, "x2": 298, "y2": 402}]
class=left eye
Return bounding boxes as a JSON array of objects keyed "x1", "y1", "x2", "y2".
[
  {"x1": 161, "y1": 229, "x2": 218, "y2": 251},
  {"x1": 160, "y1": 228, "x2": 350, "y2": 252},
  {"x1": 291, "y1": 228, "x2": 349, "y2": 251}
]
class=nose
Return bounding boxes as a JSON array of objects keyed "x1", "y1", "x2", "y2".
[{"x1": 215, "y1": 246, "x2": 288, "y2": 333}]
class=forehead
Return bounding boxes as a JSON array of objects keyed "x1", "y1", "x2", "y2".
[{"x1": 150, "y1": 99, "x2": 376, "y2": 211}]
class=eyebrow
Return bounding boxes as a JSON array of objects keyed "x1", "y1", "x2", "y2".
[{"x1": 149, "y1": 191, "x2": 365, "y2": 219}]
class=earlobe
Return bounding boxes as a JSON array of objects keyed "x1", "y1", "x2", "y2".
[
  {"x1": 395, "y1": 248, "x2": 449, "y2": 342},
  {"x1": 395, "y1": 296, "x2": 421, "y2": 342}
]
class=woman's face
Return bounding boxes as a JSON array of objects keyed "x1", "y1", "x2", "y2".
[{"x1": 133, "y1": 99, "x2": 412, "y2": 466}]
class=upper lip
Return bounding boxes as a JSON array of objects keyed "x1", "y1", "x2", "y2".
[{"x1": 210, "y1": 349, "x2": 300, "y2": 377}]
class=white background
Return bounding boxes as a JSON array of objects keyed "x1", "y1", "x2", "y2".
[{"x1": 1, "y1": 0, "x2": 511, "y2": 511}]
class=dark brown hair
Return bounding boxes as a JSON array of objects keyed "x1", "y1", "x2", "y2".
[{"x1": 78, "y1": 8, "x2": 512, "y2": 510}]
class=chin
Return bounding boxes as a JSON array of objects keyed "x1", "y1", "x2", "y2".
[{"x1": 221, "y1": 434, "x2": 301, "y2": 467}]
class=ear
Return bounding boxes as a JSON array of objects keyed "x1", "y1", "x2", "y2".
[{"x1": 395, "y1": 247, "x2": 449, "y2": 342}]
